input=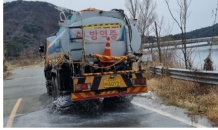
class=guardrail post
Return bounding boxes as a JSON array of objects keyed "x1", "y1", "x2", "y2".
[
  {"x1": 150, "y1": 66, "x2": 155, "y2": 74},
  {"x1": 162, "y1": 67, "x2": 169, "y2": 76}
]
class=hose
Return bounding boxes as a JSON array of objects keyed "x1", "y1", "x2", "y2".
[
  {"x1": 123, "y1": 14, "x2": 133, "y2": 52},
  {"x1": 83, "y1": 54, "x2": 130, "y2": 69}
]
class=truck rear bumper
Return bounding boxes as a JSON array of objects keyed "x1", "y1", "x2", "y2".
[{"x1": 71, "y1": 86, "x2": 147, "y2": 101}]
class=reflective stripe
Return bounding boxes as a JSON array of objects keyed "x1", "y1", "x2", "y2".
[{"x1": 71, "y1": 86, "x2": 147, "y2": 101}]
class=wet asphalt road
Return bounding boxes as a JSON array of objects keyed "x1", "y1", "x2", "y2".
[{"x1": 3, "y1": 67, "x2": 214, "y2": 128}]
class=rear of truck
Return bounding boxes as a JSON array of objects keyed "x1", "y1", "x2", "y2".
[
  {"x1": 40, "y1": 8, "x2": 148, "y2": 104},
  {"x1": 72, "y1": 70, "x2": 147, "y2": 101}
]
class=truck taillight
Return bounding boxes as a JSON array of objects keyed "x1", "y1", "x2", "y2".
[
  {"x1": 132, "y1": 78, "x2": 146, "y2": 85},
  {"x1": 75, "y1": 83, "x2": 91, "y2": 91},
  {"x1": 81, "y1": 84, "x2": 88, "y2": 89}
]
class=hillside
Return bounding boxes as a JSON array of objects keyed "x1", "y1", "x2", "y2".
[
  {"x1": 3, "y1": 0, "x2": 73, "y2": 58},
  {"x1": 172, "y1": 23, "x2": 218, "y2": 40}
]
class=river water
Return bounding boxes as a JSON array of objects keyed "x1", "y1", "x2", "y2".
[
  {"x1": 144, "y1": 42, "x2": 218, "y2": 70},
  {"x1": 176, "y1": 42, "x2": 218, "y2": 70}
]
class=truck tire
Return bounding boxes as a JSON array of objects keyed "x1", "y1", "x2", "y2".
[
  {"x1": 46, "y1": 81, "x2": 52, "y2": 96},
  {"x1": 51, "y1": 76, "x2": 58, "y2": 100},
  {"x1": 47, "y1": 85, "x2": 52, "y2": 95}
]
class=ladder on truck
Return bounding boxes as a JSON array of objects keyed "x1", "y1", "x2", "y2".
[{"x1": 65, "y1": 12, "x2": 85, "y2": 75}]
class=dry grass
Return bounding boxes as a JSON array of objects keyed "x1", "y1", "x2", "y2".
[
  {"x1": 7, "y1": 56, "x2": 43, "y2": 68},
  {"x1": 3, "y1": 56, "x2": 44, "y2": 79},
  {"x1": 148, "y1": 76, "x2": 218, "y2": 126},
  {"x1": 4, "y1": 59, "x2": 12, "y2": 79},
  {"x1": 212, "y1": 39, "x2": 218, "y2": 44},
  {"x1": 3, "y1": 71, "x2": 11, "y2": 79}
]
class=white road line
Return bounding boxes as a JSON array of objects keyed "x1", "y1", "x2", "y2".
[{"x1": 131, "y1": 101, "x2": 207, "y2": 128}]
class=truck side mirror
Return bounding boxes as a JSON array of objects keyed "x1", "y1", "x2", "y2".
[{"x1": 39, "y1": 45, "x2": 44, "y2": 53}]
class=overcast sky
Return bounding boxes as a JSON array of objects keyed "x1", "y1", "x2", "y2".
[{"x1": 3, "y1": 0, "x2": 218, "y2": 35}]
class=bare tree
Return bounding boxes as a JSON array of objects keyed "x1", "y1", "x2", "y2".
[
  {"x1": 138, "y1": 0, "x2": 157, "y2": 52},
  {"x1": 209, "y1": 1, "x2": 218, "y2": 47},
  {"x1": 125, "y1": 0, "x2": 139, "y2": 18},
  {"x1": 152, "y1": 16, "x2": 177, "y2": 67},
  {"x1": 165, "y1": 0, "x2": 192, "y2": 69},
  {"x1": 125, "y1": 0, "x2": 157, "y2": 52},
  {"x1": 203, "y1": 1, "x2": 218, "y2": 70},
  {"x1": 153, "y1": 16, "x2": 165, "y2": 63},
  {"x1": 154, "y1": 22, "x2": 162, "y2": 62}
]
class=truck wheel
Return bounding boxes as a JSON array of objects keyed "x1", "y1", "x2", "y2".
[
  {"x1": 51, "y1": 76, "x2": 58, "y2": 100},
  {"x1": 47, "y1": 86, "x2": 52, "y2": 95},
  {"x1": 46, "y1": 81, "x2": 52, "y2": 95}
]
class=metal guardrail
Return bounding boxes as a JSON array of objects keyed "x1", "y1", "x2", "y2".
[{"x1": 150, "y1": 66, "x2": 218, "y2": 85}]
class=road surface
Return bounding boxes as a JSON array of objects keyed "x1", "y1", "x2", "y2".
[{"x1": 3, "y1": 67, "x2": 213, "y2": 127}]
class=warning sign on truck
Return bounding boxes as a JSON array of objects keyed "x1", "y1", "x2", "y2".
[{"x1": 70, "y1": 23, "x2": 124, "y2": 43}]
